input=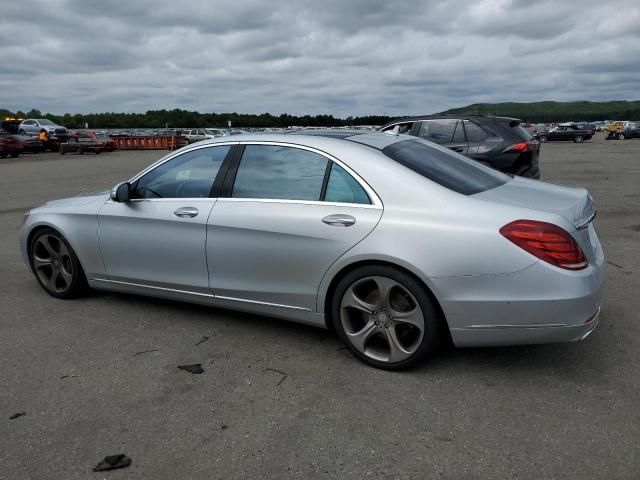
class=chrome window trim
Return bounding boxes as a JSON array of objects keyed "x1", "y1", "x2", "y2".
[
  {"x1": 233, "y1": 140, "x2": 383, "y2": 208},
  {"x1": 216, "y1": 197, "x2": 381, "y2": 210}
]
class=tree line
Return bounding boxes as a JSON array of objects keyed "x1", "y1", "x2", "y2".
[
  {"x1": 1, "y1": 108, "x2": 391, "y2": 129},
  {"x1": 3, "y1": 100, "x2": 639, "y2": 129}
]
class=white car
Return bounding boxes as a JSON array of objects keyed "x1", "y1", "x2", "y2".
[{"x1": 182, "y1": 128, "x2": 227, "y2": 143}]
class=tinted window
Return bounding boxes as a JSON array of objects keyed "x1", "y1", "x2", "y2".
[
  {"x1": 382, "y1": 139, "x2": 509, "y2": 195},
  {"x1": 418, "y1": 120, "x2": 457, "y2": 144},
  {"x1": 452, "y1": 121, "x2": 465, "y2": 143},
  {"x1": 463, "y1": 121, "x2": 488, "y2": 142},
  {"x1": 233, "y1": 145, "x2": 328, "y2": 201},
  {"x1": 133, "y1": 145, "x2": 230, "y2": 198},
  {"x1": 324, "y1": 164, "x2": 370, "y2": 205}
]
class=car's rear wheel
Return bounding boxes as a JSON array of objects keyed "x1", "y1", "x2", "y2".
[
  {"x1": 618, "y1": 133, "x2": 625, "y2": 140},
  {"x1": 29, "y1": 229, "x2": 87, "y2": 299},
  {"x1": 10, "y1": 151, "x2": 20, "y2": 158},
  {"x1": 539, "y1": 135, "x2": 547, "y2": 142},
  {"x1": 332, "y1": 265, "x2": 441, "y2": 370},
  {"x1": 574, "y1": 135, "x2": 584, "y2": 143},
  {"x1": 19, "y1": 129, "x2": 26, "y2": 135}
]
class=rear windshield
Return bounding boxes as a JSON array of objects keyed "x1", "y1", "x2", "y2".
[{"x1": 382, "y1": 139, "x2": 509, "y2": 195}]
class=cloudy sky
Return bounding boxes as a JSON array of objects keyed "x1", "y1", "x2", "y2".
[{"x1": 1, "y1": 0, "x2": 639, "y2": 116}]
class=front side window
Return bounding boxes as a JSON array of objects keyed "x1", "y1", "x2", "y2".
[
  {"x1": 324, "y1": 164, "x2": 370, "y2": 205},
  {"x1": 133, "y1": 145, "x2": 230, "y2": 198},
  {"x1": 232, "y1": 145, "x2": 328, "y2": 201},
  {"x1": 382, "y1": 139, "x2": 509, "y2": 195},
  {"x1": 418, "y1": 120, "x2": 458, "y2": 144}
]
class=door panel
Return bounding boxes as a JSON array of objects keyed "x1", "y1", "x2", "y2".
[
  {"x1": 207, "y1": 200, "x2": 382, "y2": 311},
  {"x1": 98, "y1": 198, "x2": 216, "y2": 293}
]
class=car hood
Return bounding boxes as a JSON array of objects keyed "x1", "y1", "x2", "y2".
[
  {"x1": 35, "y1": 191, "x2": 109, "y2": 209},
  {"x1": 474, "y1": 177, "x2": 595, "y2": 229}
]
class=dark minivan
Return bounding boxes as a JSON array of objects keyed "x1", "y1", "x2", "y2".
[{"x1": 378, "y1": 115, "x2": 540, "y2": 178}]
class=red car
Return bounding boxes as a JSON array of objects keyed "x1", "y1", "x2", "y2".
[
  {"x1": 94, "y1": 133, "x2": 117, "y2": 152},
  {"x1": 0, "y1": 132, "x2": 23, "y2": 158},
  {"x1": 60, "y1": 132, "x2": 104, "y2": 155}
]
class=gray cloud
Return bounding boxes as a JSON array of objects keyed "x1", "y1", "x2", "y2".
[{"x1": 0, "y1": 0, "x2": 638, "y2": 116}]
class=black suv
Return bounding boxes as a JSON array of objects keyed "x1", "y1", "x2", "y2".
[{"x1": 379, "y1": 115, "x2": 540, "y2": 178}]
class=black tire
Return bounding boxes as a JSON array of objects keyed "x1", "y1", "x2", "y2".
[
  {"x1": 19, "y1": 129, "x2": 26, "y2": 135},
  {"x1": 539, "y1": 135, "x2": 547, "y2": 142},
  {"x1": 0, "y1": 151, "x2": 7, "y2": 158},
  {"x1": 331, "y1": 265, "x2": 442, "y2": 370},
  {"x1": 79, "y1": 149, "x2": 84, "y2": 155},
  {"x1": 95, "y1": 150, "x2": 101, "y2": 154},
  {"x1": 618, "y1": 133, "x2": 625, "y2": 140},
  {"x1": 29, "y1": 228, "x2": 88, "y2": 299},
  {"x1": 9, "y1": 151, "x2": 20, "y2": 158},
  {"x1": 574, "y1": 135, "x2": 584, "y2": 143},
  {"x1": 59, "y1": 149, "x2": 65, "y2": 155}
]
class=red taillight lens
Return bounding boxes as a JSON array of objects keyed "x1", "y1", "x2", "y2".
[
  {"x1": 503, "y1": 142, "x2": 529, "y2": 153},
  {"x1": 500, "y1": 220, "x2": 588, "y2": 270}
]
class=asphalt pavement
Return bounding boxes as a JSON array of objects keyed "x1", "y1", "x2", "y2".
[{"x1": 1, "y1": 135, "x2": 639, "y2": 479}]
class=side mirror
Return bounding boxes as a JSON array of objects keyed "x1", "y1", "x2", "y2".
[{"x1": 110, "y1": 181, "x2": 130, "y2": 202}]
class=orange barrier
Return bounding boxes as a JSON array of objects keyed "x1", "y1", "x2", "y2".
[{"x1": 112, "y1": 136, "x2": 188, "y2": 150}]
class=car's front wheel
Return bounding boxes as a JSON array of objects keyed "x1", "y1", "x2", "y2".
[
  {"x1": 617, "y1": 133, "x2": 625, "y2": 140},
  {"x1": 538, "y1": 135, "x2": 548, "y2": 142},
  {"x1": 332, "y1": 265, "x2": 441, "y2": 370},
  {"x1": 29, "y1": 228, "x2": 87, "y2": 298},
  {"x1": 574, "y1": 135, "x2": 584, "y2": 143}
]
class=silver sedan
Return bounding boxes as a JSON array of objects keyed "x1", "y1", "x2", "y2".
[{"x1": 19, "y1": 132, "x2": 605, "y2": 369}]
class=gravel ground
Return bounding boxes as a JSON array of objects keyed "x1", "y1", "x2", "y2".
[{"x1": 1, "y1": 134, "x2": 639, "y2": 479}]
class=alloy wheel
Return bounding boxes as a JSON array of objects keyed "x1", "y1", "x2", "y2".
[
  {"x1": 32, "y1": 234, "x2": 74, "y2": 294},
  {"x1": 340, "y1": 276, "x2": 425, "y2": 363}
]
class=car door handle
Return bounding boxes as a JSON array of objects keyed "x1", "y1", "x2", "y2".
[
  {"x1": 173, "y1": 207, "x2": 199, "y2": 218},
  {"x1": 322, "y1": 214, "x2": 356, "y2": 227},
  {"x1": 448, "y1": 146, "x2": 465, "y2": 153}
]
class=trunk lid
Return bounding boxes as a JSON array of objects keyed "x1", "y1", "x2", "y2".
[{"x1": 473, "y1": 177, "x2": 598, "y2": 260}]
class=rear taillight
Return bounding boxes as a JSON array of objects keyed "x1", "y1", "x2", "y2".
[
  {"x1": 502, "y1": 142, "x2": 529, "y2": 153},
  {"x1": 500, "y1": 220, "x2": 588, "y2": 270}
]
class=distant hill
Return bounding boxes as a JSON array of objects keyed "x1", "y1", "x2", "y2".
[{"x1": 439, "y1": 101, "x2": 640, "y2": 122}]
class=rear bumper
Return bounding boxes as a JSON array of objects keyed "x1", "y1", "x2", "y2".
[
  {"x1": 432, "y1": 250, "x2": 605, "y2": 347},
  {"x1": 450, "y1": 308, "x2": 599, "y2": 347}
]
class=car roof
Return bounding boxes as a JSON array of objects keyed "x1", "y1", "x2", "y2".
[
  {"x1": 194, "y1": 131, "x2": 411, "y2": 152},
  {"x1": 381, "y1": 114, "x2": 522, "y2": 127}
]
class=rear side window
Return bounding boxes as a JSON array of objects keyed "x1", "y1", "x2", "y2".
[
  {"x1": 382, "y1": 122, "x2": 413, "y2": 134},
  {"x1": 382, "y1": 139, "x2": 509, "y2": 195},
  {"x1": 417, "y1": 120, "x2": 458, "y2": 144},
  {"x1": 232, "y1": 145, "x2": 328, "y2": 201},
  {"x1": 324, "y1": 164, "x2": 370, "y2": 205},
  {"x1": 463, "y1": 121, "x2": 488, "y2": 142}
]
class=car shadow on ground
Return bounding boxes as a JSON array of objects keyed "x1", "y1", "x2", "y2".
[{"x1": 87, "y1": 289, "x2": 608, "y2": 383}]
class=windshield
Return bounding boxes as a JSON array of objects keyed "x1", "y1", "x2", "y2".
[
  {"x1": 37, "y1": 119, "x2": 55, "y2": 126},
  {"x1": 382, "y1": 139, "x2": 509, "y2": 195}
]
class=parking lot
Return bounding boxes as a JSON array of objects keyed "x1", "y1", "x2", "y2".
[{"x1": 1, "y1": 134, "x2": 639, "y2": 479}]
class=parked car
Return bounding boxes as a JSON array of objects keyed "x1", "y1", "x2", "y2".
[
  {"x1": 576, "y1": 123, "x2": 596, "y2": 136},
  {"x1": 536, "y1": 125, "x2": 592, "y2": 143},
  {"x1": 13, "y1": 134, "x2": 45, "y2": 153},
  {"x1": 20, "y1": 132, "x2": 603, "y2": 370},
  {"x1": 611, "y1": 122, "x2": 640, "y2": 140},
  {"x1": 59, "y1": 133, "x2": 103, "y2": 155},
  {"x1": 18, "y1": 119, "x2": 68, "y2": 140},
  {"x1": 182, "y1": 128, "x2": 226, "y2": 143},
  {"x1": 602, "y1": 122, "x2": 625, "y2": 134},
  {"x1": 95, "y1": 133, "x2": 117, "y2": 151},
  {"x1": 0, "y1": 132, "x2": 23, "y2": 158},
  {"x1": 379, "y1": 115, "x2": 540, "y2": 178}
]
